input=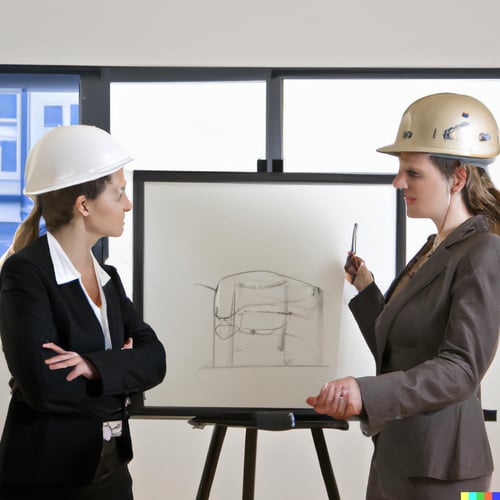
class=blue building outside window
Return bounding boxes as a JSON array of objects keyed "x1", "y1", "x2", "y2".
[
  {"x1": 70, "y1": 104, "x2": 79, "y2": 125},
  {"x1": 44, "y1": 105, "x2": 64, "y2": 127},
  {"x1": 1, "y1": 141, "x2": 16, "y2": 173},
  {"x1": 0, "y1": 94, "x2": 16, "y2": 119},
  {"x1": 0, "y1": 75, "x2": 79, "y2": 257}
]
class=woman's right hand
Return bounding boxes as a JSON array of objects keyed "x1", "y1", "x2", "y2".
[
  {"x1": 43, "y1": 342, "x2": 99, "y2": 381},
  {"x1": 344, "y1": 252, "x2": 374, "y2": 292}
]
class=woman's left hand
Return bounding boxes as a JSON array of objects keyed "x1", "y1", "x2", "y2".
[
  {"x1": 42, "y1": 342, "x2": 99, "y2": 381},
  {"x1": 306, "y1": 376, "x2": 362, "y2": 419},
  {"x1": 122, "y1": 337, "x2": 133, "y2": 350}
]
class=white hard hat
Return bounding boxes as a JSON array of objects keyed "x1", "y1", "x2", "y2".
[
  {"x1": 377, "y1": 93, "x2": 500, "y2": 166},
  {"x1": 24, "y1": 125, "x2": 133, "y2": 196}
]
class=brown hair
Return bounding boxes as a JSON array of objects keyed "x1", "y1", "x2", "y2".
[
  {"x1": 431, "y1": 156, "x2": 500, "y2": 236},
  {"x1": 12, "y1": 176, "x2": 111, "y2": 252}
]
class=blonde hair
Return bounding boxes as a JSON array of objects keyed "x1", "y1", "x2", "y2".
[{"x1": 431, "y1": 156, "x2": 500, "y2": 235}]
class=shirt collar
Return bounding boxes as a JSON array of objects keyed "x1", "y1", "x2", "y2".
[{"x1": 47, "y1": 232, "x2": 111, "y2": 287}]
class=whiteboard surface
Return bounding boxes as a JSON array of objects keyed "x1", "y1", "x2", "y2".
[{"x1": 135, "y1": 174, "x2": 397, "y2": 411}]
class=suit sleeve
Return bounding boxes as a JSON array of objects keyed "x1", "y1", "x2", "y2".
[
  {"x1": 356, "y1": 238, "x2": 500, "y2": 435},
  {"x1": 0, "y1": 254, "x2": 89, "y2": 413},
  {"x1": 348, "y1": 282, "x2": 385, "y2": 359}
]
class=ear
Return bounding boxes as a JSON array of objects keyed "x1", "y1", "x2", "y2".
[
  {"x1": 75, "y1": 195, "x2": 89, "y2": 217},
  {"x1": 451, "y1": 166, "x2": 468, "y2": 193}
]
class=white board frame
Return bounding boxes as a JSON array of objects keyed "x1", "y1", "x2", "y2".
[{"x1": 132, "y1": 171, "x2": 402, "y2": 417}]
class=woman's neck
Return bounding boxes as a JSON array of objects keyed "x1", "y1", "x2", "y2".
[
  {"x1": 434, "y1": 196, "x2": 473, "y2": 245},
  {"x1": 50, "y1": 225, "x2": 95, "y2": 273},
  {"x1": 51, "y1": 225, "x2": 101, "y2": 306}
]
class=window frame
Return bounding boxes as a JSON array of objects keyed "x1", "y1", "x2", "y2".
[
  {"x1": 0, "y1": 90, "x2": 21, "y2": 182},
  {"x1": 3, "y1": 65, "x2": 500, "y2": 414},
  {"x1": 3, "y1": 65, "x2": 500, "y2": 270}
]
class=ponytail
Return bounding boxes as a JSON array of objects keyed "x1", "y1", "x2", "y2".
[
  {"x1": 11, "y1": 197, "x2": 43, "y2": 252},
  {"x1": 462, "y1": 165, "x2": 500, "y2": 236}
]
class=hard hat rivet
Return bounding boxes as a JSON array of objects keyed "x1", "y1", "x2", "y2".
[
  {"x1": 479, "y1": 133, "x2": 491, "y2": 142},
  {"x1": 402, "y1": 130, "x2": 413, "y2": 139}
]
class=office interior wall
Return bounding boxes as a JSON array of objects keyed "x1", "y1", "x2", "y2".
[{"x1": 0, "y1": 0, "x2": 499, "y2": 68}]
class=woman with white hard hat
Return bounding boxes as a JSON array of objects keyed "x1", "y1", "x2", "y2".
[
  {"x1": 0, "y1": 125, "x2": 166, "y2": 499},
  {"x1": 307, "y1": 93, "x2": 500, "y2": 498}
]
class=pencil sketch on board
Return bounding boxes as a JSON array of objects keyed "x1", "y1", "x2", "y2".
[{"x1": 196, "y1": 270, "x2": 323, "y2": 368}]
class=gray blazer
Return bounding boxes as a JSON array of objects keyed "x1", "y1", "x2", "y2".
[{"x1": 350, "y1": 216, "x2": 500, "y2": 481}]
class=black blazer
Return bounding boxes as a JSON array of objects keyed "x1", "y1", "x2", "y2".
[{"x1": 0, "y1": 235, "x2": 166, "y2": 487}]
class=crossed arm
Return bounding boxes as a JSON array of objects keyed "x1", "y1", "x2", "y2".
[{"x1": 43, "y1": 337, "x2": 133, "y2": 382}]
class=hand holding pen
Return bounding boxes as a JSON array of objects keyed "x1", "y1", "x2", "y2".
[
  {"x1": 344, "y1": 223, "x2": 362, "y2": 282},
  {"x1": 344, "y1": 223, "x2": 374, "y2": 291}
]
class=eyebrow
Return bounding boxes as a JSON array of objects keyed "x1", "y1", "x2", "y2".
[{"x1": 400, "y1": 163, "x2": 422, "y2": 172}]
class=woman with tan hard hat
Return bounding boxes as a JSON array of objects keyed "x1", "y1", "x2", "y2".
[
  {"x1": 307, "y1": 93, "x2": 500, "y2": 498},
  {"x1": 0, "y1": 125, "x2": 166, "y2": 499}
]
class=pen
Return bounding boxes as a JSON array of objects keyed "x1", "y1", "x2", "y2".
[
  {"x1": 350, "y1": 222, "x2": 358, "y2": 255},
  {"x1": 345, "y1": 222, "x2": 359, "y2": 284}
]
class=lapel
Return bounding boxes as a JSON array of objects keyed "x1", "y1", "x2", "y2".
[
  {"x1": 21, "y1": 236, "x2": 125, "y2": 350},
  {"x1": 374, "y1": 244, "x2": 449, "y2": 368},
  {"x1": 63, "y1": 280, "x2": 104, "y2": 331},
  {"x1": 102, "y1": 273, "x2": 123, "y2": 348},
  {"x1": 30, "y1": 237, "x2": 106, "y2": 342},
  {"x1": 372, "y1": 216, "x2": 488, "y2": 370}
]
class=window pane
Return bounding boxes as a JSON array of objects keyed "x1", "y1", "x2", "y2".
[
  {"x1": 28, "y1": 91, "x2": 80, "y2": 147},
  {"x1": 109, "y1": 81, "x2": 266, "y2": 292},
  {"x1": 43, "y1": 105, "x2": 63, "y2": 127},
  {"x1": 283, "y1": 78, "x2": 500, "y2": 174},
  {"x1": 0, "y1": 75, "x2": 79, "y2": 258},
  {"x1": 0, "y1": 94, "x2": 17, "y2": 119},
  {"x1": 110, "y1": 81, "x2": 266, "y2": 172},
  {"x1": 0, "y1": 139, "x2": 16, "y2": 172},
  {"x1": 70, "y1": 104, "x2": 79, "y2": 125}
]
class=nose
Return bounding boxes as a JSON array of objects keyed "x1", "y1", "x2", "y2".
[
  {"x1": 124, "y1": 194, "x2": 133, "y2": 212},
  {"x1": 392, "y1": 171, "x2": 407, "y2": 190}
]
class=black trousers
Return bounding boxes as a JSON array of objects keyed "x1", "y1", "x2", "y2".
[{"x1": 0, "y1": 438, "x2": 133, "y2": 500}]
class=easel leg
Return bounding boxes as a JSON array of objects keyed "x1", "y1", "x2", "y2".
[
  {"x1": 196, "y1": 424, "x2": 227, "y2": 500},
  {"x1": 311, "y1": 428, "x2": 341, "y2": 500},
  {"x1": 242, "y1": 428, "x2": 258, "y2": 500}
]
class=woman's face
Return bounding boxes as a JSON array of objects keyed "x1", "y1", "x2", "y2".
[
  {"x1": 85, "y1": 168, "x2": 132, "y2": 238},
  {"x1": 392, "y1": 152, "x2": 451, "y2": 225}
]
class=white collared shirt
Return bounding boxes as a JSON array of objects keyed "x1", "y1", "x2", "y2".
[{"x1": 47, "y1": 232, "x2": 113, "y2": 350}]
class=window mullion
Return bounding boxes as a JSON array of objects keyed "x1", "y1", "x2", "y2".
[{"x1": 265, "y1": 75, "x2": 283, "y2": 172}]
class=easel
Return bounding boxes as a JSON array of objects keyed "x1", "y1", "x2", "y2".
[{"x1": 188, "y1": 411, "x2": 348, "y2": 500}]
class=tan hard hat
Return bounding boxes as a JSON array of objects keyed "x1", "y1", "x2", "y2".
[
  {"x1": 24, "y1": 125, "x2": 133, "y2": 196},
  {"x1": 377, "y1": 93, "x2": 500, "y2": 165}
]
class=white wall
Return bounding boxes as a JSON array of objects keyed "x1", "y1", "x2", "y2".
[
  {"x1": 0, "y1": 0, "x2": 500, "y2": 68},
  {"x1": 1, "y1": 1, "x2": 500, "y2": 498}
]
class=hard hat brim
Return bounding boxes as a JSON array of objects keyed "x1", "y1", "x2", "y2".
[
  {"x1": 23, "y1": 156, "x2": 134, "y2": 196},
  {"x1": 377, "y1": 143, "x2": 496, "y2": 160}
]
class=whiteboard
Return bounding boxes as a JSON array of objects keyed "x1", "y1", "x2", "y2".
[{"x1": 132, "y1": 171, "x2": 401, "y2": 416}]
